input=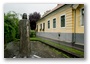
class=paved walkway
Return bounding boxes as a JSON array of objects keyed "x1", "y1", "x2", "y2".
[{"x1": 37, "y1": 36, "x2": 84, "y2": 51}]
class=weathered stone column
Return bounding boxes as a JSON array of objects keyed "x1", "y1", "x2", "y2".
[{"x1": 19, "y1": 13, "x2": 30, "y2": 58}]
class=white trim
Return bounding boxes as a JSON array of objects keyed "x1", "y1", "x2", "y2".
[
  {"x1": 53, "y1": 18, "x2": 56, "y2": 28},
  {"x1": 80, "y1": 7, "x2": 84, "y2": 27},
  {"x1": 40, "y1": 23, "x2": 42, "y2": 29},
  {"x1": 42, "y1": 22, "x2": 45, "y2": 30},
  {"x1": 60, "y1": 14, "x2": 66, "y2": 28},
  {"x1": 47, "y1": 20, "x2": 50, "y2": 29}
]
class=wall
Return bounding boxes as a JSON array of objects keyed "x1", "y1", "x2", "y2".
[
  {"x1": 72, "y1": 4, "x2": 84, "y2": 45},
  {"x1": 36, "y1": 4, "x2": 73, "y2": 43},
  {"x1": 36, "y1": 4, "x2": 84, "y2": 45},
  {"x1": 76, "y1": 4, "x2": 84, "y2": 33},
  {"x1": 37, "y1": 32, "x2": 72, "y2": 42},
  {"x1": 37, "y1": 4, "x2": 73, "y2": 33}
]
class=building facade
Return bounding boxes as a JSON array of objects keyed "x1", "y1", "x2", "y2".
[{"x1": 36, "y1": 4, "x2": 84, "y2": 46}]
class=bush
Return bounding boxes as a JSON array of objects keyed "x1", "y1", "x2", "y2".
[
  {"x1": 4, "y1": 11, "x2": 19, "y2": 44},
  {"x1": 30, "y1": 30, "x2": 36, "y2": 37}
]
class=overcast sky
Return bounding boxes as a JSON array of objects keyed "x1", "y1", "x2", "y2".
[{"x1": 4, "y1": 3, "x2": 57, "y2": 19}]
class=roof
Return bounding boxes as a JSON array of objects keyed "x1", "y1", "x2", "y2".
[{"x1": 41, "y1": 4, "x2": 65, "y2": 19}]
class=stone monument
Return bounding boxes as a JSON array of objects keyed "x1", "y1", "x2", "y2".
[{"x1": 19, "y1": 13, "x2": 30, "y2": 58}]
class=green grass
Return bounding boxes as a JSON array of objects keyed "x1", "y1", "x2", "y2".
[
  {"x1": 30, "y1": 37, "x2": 84, "y2": 58},
  {"x1": 51, "y1": 48, "x2": 70, "y2": 58}
]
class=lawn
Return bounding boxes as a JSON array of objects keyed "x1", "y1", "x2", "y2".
[{"x1": 30, "y1": 37, "x2": 84, "y2": 58}]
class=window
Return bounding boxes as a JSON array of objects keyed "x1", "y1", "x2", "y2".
[
  {"x1": 40, "y1": 24, "x2": 42, "y2": 29},
  {"x1": 61, "y1": 15, "x2": 65, "y2": 27},
  {"x1": 43, "y1": 23, "x2": 45, "y2": 31},
  {"x1": 81, "y1": 8, "x2": 84, "y2": 26},
  {"x1": 53, "y1": 18, "x2": 56, "y2": 28},
  {"x1": 40, "y1": 24, "x2": 42, "y2": 31},
  {"x1": 37, "y1": 25, "x2": 38, "y2": 31},
  {"x1": 43, "y1": 23, "x2": 45, "y2": 29},
  {"x1": 48, "y1": 20, "x2": 50, "y2": 29}
]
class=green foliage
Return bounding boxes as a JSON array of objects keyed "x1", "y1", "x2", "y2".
[
  {"x1": 29, "y1": 12, "x2": 41, "y2": 30},
  {"x1": 4, "y1": 11, "x2": 20, "y2": 44},
  {"x1": 30, "y1": 30, "x2": 36, "y2": 37}
]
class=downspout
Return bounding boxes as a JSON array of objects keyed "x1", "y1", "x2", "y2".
[
  {"x1": 72, "y1": 9, "x2": 76, "y2": 46},
  {"x1": 71, "y1": 4, "x2": 79, "y2": 46}
]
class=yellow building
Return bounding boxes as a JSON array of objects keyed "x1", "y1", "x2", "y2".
[{"x1": 36, "y1": 4, "x2": 84, "y2": 46}]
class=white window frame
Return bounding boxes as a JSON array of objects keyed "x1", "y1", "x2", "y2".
[
  {"x1": 53, "y1": 18, "x2": 56, "y2": 28},
  {"x1": 60, "y1": 14, "x2": 66, "y2": 28},
  {"x1": 80, "y1": 7, "x2": 84, "y2": 27},
  {"x1": 48, "y1": 20, "x2": 50, "y2": 29},
  {"x1": 40, "y1": 24, "x2": 42, "y2": 29},
  {"x1": 37, "y1": 25, "x2": 38, "y2": 31},
  {"x1": 43, "y1": 23, "x2": 45, "y2": 29}
]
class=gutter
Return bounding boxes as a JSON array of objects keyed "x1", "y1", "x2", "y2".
[
  {"x1": 72, "y1": 4, "x2": 79, "y2": 46},
  {"x1": 72, "y1": 9, "x2": 76, "y2": 46}
]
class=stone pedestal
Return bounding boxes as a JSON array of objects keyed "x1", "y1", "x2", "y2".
[{"x1": 19, "y1": 13, "x2": 30, "y2": 58}]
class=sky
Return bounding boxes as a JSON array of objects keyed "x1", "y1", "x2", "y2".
[{"x1": 4, "y1": 3, "x2": 57, "y2": 19}]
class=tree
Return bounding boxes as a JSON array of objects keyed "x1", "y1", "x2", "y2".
[
  {"x1": 29, "y1": 12, "x2": 41, "y2": 30},
  {"x1": 4, "y1": 11, "x2": 19, "y2": 44}
]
